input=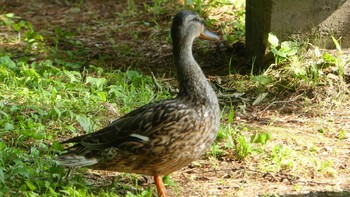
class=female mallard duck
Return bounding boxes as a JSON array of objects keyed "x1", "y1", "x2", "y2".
[{"x1": 58, "y1": 11, "x2": 220, "y2": 197}]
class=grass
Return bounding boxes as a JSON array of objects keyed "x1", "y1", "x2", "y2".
[
  {"x1": 1, "y1": 0, "x2": 350, "y2": 196},
  {"x1": 0, "y1": 55, "x2": 169, "y2": 195},
  {"x1": 0, "y1": 12, "x2": 171, "y2": 195}
]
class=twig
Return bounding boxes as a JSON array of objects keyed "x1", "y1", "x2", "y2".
[
  {"x1": 263, "y1": 94, "x2": 303, "y2": 111},
  {"x1": 150, "y1": 71, "x2": 162, "y2": 91}
]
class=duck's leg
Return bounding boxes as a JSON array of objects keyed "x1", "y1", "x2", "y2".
[{"x1": 154, "y1": 175, "x2": 167, "y2": 197}]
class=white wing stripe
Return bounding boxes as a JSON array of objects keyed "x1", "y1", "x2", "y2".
[{"x1": 130, "y1": 134, "x2": 149, "y2": 142}]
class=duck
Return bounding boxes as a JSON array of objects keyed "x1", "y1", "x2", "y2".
[{"x1": 57, "y1": 10, "x2": 220, "y2": 197}]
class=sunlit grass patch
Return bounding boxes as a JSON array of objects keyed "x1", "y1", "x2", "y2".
[{"x1": 0, "y1": 53, "x2": 170, "y2": 195}]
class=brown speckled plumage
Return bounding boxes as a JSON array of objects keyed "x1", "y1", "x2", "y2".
[{"x1": 58, "y1": 10, "x2": 220, "y2": 196}]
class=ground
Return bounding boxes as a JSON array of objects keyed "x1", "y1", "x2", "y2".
[{"x1": 1, "y1": 0, "x2": 350, "y2": 196}]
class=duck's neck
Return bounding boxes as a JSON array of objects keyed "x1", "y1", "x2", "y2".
[{"x1": 173, "y1": 37, "x2": 216, "y2": 104}]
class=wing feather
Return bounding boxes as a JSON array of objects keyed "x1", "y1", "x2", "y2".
[{"x1": 61, "y1": 99, "x2": 193, "y2": 155}]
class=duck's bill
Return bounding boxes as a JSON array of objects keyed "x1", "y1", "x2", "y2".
[{"x1": 199, "y1": 29, "x2": 220, "y2": 41}]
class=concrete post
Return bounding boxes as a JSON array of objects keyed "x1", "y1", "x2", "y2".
[{"x1": 245, "y1": 0, "x2": 350, "y2": 68}]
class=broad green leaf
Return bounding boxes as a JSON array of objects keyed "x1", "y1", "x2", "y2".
[
  {"x1": 12, "y1": 167, "x2": 29, "y2": 178},
  {"x1": 5, "y1": 13, "x2": 15, "y2": 18},
  {"x1": 271, "y1": 48, "x2": 287, "y2": 57},
  {"x1": 280, "y1": 41, "x2": 299, "y2": 56},
  {"x1": 268, "y1": 32, "x2": 279, "y2": 47},
  {"x1": 252, "y1": 75, "x2": 273, "y2": 85},
  {"x1": 251, "y1": 133, "x2": 271, "y2": 144},
  {"x1": 76, "y1": 115, "x2": 94, "y2": 133},
  {"x1": 4, "y1": 123, "x2": 14, "y2": 130},
  {"x1": 86, "y1": 76, "x2": 107, "y2": 89},
  {"x1": 126, "y1": 70, "x2": 142, "y2": 81},
  {"x1": 0, "y1": 56, "x2": 17, "y2": 70},
  {"x1": 53, "y1": 106, "x2": 61, "y2": 118},
  {"x1": 25, "y1": 180, "x2": 37, "y2": 191},
  {"x1": 64, "y1": 70, "x2": 81, "y2": 83},
  {"x1": 0, "y1": 142, "x2": 6, "y2": 149},
  {"x1": 322, "y1": 53, "x2": 337, "y2": 64},
  {"x1": 51, "y1": 141, "x2": 63, "y2": 151}
]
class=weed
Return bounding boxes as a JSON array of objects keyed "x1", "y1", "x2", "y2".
[
  {"x1": 233, "y1": 132, "x2": 251, "y2": 161},
  {"x1": 127, "y1": 0, "x2": 136, "y2": 12},
  {"x1": 260, "y1": 144, "x2": 297, "y2": 173},
  {"x1": 250, "y1": 132, "x2": 271, "y2": 145},
  {"x1": 3, "y1": 14, "x2": 45, "y2": 52},
  {"x1": 267, "y1": 33, "x2": 349, "y2": 92},
  {"x1": 322, "y1": 36, "x2": 347, "y2": 85},
  {"x1": 316, "y1": 160, "x2": 337, "y2": 177},
  {"x1": 338, "y1": 130, "x2": 346, "y2": 140},
  {"x1": 268, "y1": 32, "x2": 299, "y2": 65},
  {"x1": 215, "y1": 104, "x2": 271, "y2": 161},
  {"x1": 143, "y1": 0, "x2": 168, "y2": 15},
  {"x1": 210, "y1": 143, "x2": 224, "y2": 158},
  {"x1": 228, "y1": 57, "x2": 233, "y2": 76}
]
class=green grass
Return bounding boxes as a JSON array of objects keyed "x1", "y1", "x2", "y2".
[
  {"x1": 0, "y1": 12, "x2": 172, "y2": 195},
  {"x1": 0, "y1": 55, "x2": 171, "y2": 196},
  {"x1": 0, "y1": 9, "x2": 177, "y2": 196}
]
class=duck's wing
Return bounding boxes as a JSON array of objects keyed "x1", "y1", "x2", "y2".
[{"x1": 60, "y1": 99, "x2": 197, "y2": 158}]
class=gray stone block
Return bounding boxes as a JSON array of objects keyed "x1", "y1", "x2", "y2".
[{"x1": 246, "y1": 0, "x2": 350, "y2": 67}]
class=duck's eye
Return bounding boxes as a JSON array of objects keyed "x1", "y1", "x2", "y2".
[{"x1": 192, "y1": 17, "x2": 201, "y2": 22}]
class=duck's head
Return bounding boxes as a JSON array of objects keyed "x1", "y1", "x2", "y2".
[{"x1": 171, "y1": 11, "x2": 220, "y2": 46}]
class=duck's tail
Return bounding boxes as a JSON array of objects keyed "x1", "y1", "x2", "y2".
[{"x1": 57, "y1": 150, "x2": 98, "y2": 167}]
